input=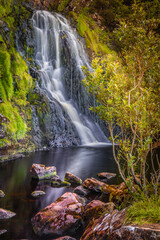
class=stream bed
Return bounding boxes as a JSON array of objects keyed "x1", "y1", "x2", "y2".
[{"x1": 0, "y1": 146, "x2": 118, "y2": 239}]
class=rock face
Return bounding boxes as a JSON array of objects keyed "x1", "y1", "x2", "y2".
[
  {"x1": 0, "y1": 208, "x2": 16, "y2": 220},
  {"x1": 32, "y1": 192, "x2": 85, "y2": 237},
  {"x1": 31, "y1": 190, "x2": 46, "y2": 198},
  {"x1": 64, "y1": 172, "x2": 82, "y2": 185},
  {"x1": 97, "y1": 172, "x2": 116, "y2": 180},
  {"x1": 30, "y1": 164, "x2": 57, "y2": 180}
]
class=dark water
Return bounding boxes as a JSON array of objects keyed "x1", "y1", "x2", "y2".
[{"x1": 0, "y1": 146, "x2": 117, "y2": 239}]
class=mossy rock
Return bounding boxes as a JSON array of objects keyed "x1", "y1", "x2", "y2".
[
  {"x1": 31, "y1": 190, "x2": 46, "y2": 198},
  {"x1": 0, "y1": 190, "x2": 5, "y2": 198},
  {"x1": 61, "y1": 181, "x2": 71, "y2": 187}
]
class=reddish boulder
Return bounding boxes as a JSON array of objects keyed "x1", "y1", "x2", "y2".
[
  {"x1": 32, "y1": 192, "x2": 85, "y2": 237},
  {"x1": 30, "y1": 164, "x2": 57, "y2": 180},
  {"x1": 84, "y1": 200, "x2": 107, "y2": 223},
  {"x1": 83, "y1": 178, "x2": 104, "y2": 192},
  {"x1": 64, "y1": 172, "x2": 82, "y2": 185},
  {"x1": 97, "y1": 172, "x2": 116, "y2": 180},
  {"x1": 81, "y1": 209, "x2": 127, "y2": 240}
]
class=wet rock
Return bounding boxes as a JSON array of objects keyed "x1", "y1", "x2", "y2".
[
  {"x1": 0, "y1": 208, "x2": 16, "y2": 219},
  {"x1": 83, "y1": 178, "x2": 105, "y2": 192},
  {"x1": 0, "y1": 190, "x2": 5, "y2": 198},
  {"x1": 51, "y1": 176, "x2": 62, "y2": 186},
  {"x1": 32, "y1": 192, "x2": 85, "y2": 237},
  {"x1": 97, "y1": 172, "x2": 116, "y2": 180},
  {"x1": 84, "y1": 200, "x2": 107, "y2": 223},
  {"x1": 30, "y1": 164, "x2": 57, "y2": 180},
  {"x1": 74, "y1": 186, "x2": 90, "y2": 197},
  {"x1": 54, "y1": 236, "x2": 76, "y2": 240},
  {"x1": 81, "y1": 209, "x2": 127, "y2": 240},
  {"x1": 64, "y1": 172, "x2": 82, "y2": 185},
  {"x1": 0, "y1": 230, "x2": 7, "y2": 235},
  {"x1": 31, "y1": 190, "x2": 46, "y2": 198},
  {"x1": 108, "y1": 225, "x2": 160, "y2": 240}
]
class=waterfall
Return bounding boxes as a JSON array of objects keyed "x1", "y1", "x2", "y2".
[{"x1": 32, "y1": 11, "x2": 108, "y2": 146}]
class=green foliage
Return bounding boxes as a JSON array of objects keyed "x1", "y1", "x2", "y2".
[
  {"x1": 83, "y1": 4, "x2": 160, "y2": 194},
  {"x1": 127, "y1": 196, "x2": 160, "y2": 224}
]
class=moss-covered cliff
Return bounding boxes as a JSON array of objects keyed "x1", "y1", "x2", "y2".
[{"x1": 0, "y1": 1, "x2": 35, "y2": 156}]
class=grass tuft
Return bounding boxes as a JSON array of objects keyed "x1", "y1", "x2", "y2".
[{"x1": 127, "y1": 196, "x2": 160, "y2": 225}]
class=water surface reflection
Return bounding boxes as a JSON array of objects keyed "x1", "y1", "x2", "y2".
[{"x1": 0, "y1": 146, "x2": 117, "y2": 239}]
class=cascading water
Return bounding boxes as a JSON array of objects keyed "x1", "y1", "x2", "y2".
[{"x1": 32, "y1": 10, "x2": 108, "y2": 146}]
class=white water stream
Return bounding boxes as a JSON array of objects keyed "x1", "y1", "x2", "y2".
[{"x1": 32, "y1": 11, "x2": 108, "y2": 145}]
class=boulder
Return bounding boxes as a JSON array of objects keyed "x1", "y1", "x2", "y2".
[
  {"x1": 32, "y1": 192, "x2": 85, "y2": 237},
  {"x1": 84, "y1": 200, "x2": 106, "y2": 223},
  {"x1": 74, "y1": 186, "x2": 90, "y2": 197},
  {"x1": 108, "y1": 225, "x2": 160, "y2": 240},
  {"x1": 81, "y1": 209, "x2": 126, "y2": 240},
  {"x1": 97, "y1": 172, "x2": 116, "y2": 180},
  {"x1": 31, "y1": 190, "x2": 46, "y2": 198},
  {"x1": 0, "y1": 230, "x2": 7, "y2": 235},
  {"x1": 84, "y1": 200, "x2": 115, "y2": 224},
  {"x1": 83, "y1": 178, "x2": 104, "y2": 192},
  {"x1": 30, "y1": 164, "x2": 57, "y2": 180},
  {"x1": 0, "y1": 190, "x2": 5, "y2": 198},
  {"x1": 64, "y1": 172, "x2": 82, "y2": 185},
  {"x1": 54, "y1": 236, "x2": 76, "y2": 240},
  {"x1": 0, "y1": 208, "x2": 16, "y2": 220}
]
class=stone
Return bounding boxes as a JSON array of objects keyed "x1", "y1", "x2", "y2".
[
  {"x1": 54, "y1": 236, "x2": 76, "y2": 240},
  {"x1": 32, "y1": 192, "x2": 85, "y2": 237},
  {"x1": 64, "y1": 172, "x2": 82, "y2": 185},
  {"x1": 83, "y1": 178, "x2": 104, "y2": 192},
  {"x1": 81, "y1": 209, "x2": 127, "y2": 240},
  {"x1": 97, "y1": 172, "x2": 116, "y2": 180},
  {"x1": 31, "y1": 190, "x2": 46, "y2": 198},
  {"x1": 0, "y1": 230, "x2": 7, "y2": 235},
  {"x1": 0, "y1": 190, "x2": 5, "y2": 198},
  {"x1": 30, "y1": 164, "x2": 57, "y2": 180},
  {"x1": 84, "y1": 200, "x2": 107, "y2": 223},
  {"x1": 0, "y1": 208, "x2": 16, "y2": 220},
  {"x1": 108, "y1": 225, "x2": 160, "y2": 240},
  {"x1": 74, "y1": 186, "x2": 90, "y2": 197}
]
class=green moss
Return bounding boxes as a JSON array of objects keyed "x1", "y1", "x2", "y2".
[
  {"x1": 0, "y1": 50, "x2": 13, "y2": 101},
  {"x1": 76, "y1": 13, "x2": 111, "y2": 55},
  {"x1": 58, "y1": 0, "x2": 71, "y2": 12},
  {"x1": 0, "y1": 102, "x2": 26, "y2": 139},
  {"x1": 61, "y1": 181, "x2": 71, "y2": 186}
]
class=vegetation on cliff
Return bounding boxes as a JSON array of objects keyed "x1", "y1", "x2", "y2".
[
  {"x1": 0, "y1": 1, "x2": 34, "y2": 151},
  {"x1": 83, "y1": 3, "x2": 160, "y2": 197}
]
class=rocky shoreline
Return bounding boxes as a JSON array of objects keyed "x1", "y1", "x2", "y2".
[{"x1": 1, "y1": 163, "x2": 159, "y2": 239}]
